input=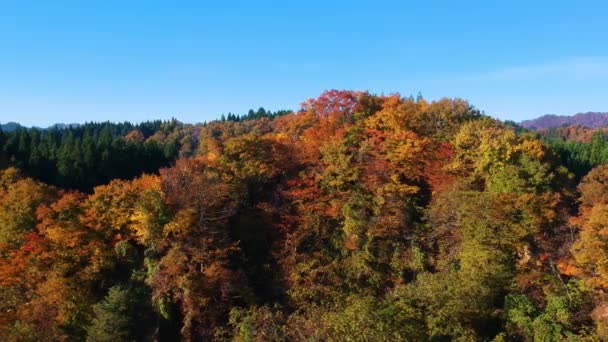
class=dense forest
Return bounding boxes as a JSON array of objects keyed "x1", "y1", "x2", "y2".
[
  {"x1": 0, "y1": 120, "x2": 190, "y2": 192},
  {"x1": 0, "y1": 106, "x2": 286, "y2": 192},
  {"x1": 3, "y1": 90, "x2": 608, "y2": 341}
]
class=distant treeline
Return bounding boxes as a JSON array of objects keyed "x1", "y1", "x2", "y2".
[
  {"x1": 220, "y1": 107, "x2": 291, "y2": 122},
  {"x1": 0, "y1": 120, "x2": 193, "y2": 191}
]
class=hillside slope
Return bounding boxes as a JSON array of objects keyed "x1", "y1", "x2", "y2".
[
  {"x1": 2, "y1": 91, "x2": 608, "y2": 340},
  {"x1": 522, "y1": 112, "x2": 608, "y2": 129}
]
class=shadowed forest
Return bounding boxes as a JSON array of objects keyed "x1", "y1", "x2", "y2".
[{"x1": 3, "y1": 90, "x2": 608, "y2": 341}]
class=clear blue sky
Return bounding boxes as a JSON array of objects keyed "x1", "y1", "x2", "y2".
[{"x1": 1, "y1": 1, "x2": 607, "y2": 126}]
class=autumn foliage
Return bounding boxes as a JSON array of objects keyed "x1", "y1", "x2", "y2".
[{"x1": 1, "y1": 90, "x2": 607, "y2": 340}]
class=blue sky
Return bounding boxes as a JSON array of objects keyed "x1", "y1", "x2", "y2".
[{"x1": 1, "y1": 1, "x2": 607, "y2": 126}]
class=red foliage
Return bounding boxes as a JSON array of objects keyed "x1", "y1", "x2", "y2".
[
  {"x1": 301, "y1": 89, "x2": 365, "y2": 119},
  {"x1": 426, "y1": 142, "x2": 457, "y2": 196}
]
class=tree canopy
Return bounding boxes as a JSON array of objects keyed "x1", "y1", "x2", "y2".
[{"x1": 2, "y1": 90, "x2": 608, "y2": 340}]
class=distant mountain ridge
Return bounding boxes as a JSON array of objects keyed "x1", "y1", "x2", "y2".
[
  {"x1": 1, "y1": 122, "x2": 80, "y2": 131},
  {"x1": 0, "y1": 122, "x2": 23, "y2": 132},
  {"x1": 521, "y1": 112, "x2": 608, "y2": 130}
]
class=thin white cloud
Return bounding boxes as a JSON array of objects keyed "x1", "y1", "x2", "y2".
[
  {"x1": 424, "y1": 57, "x2": 608, "y2": 85},
  {"x1": 477, "y1": 57, "x2": 608, "y2": 81}
]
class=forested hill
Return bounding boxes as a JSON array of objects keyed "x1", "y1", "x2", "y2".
[
  {"x1": 0, "y1": 122, "x2": 23, "y2": 132},
  {"x1": 521, "y1": 111, "x2": 608, "y2": 129},
  {"x1": 0, "y1": 120, "x2": 194, "y2": 191},
  {"x1": 0, "y1": 107, "x2": 287, "y2": 192},
  {"x1": 3, "y1": 90, "x2": 608, "y2": 340}
]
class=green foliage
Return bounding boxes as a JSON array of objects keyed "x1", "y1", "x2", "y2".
[
  {"x1": 87, "y1": 286, "x2": 154, "y2": 342},
  {"x1": 394, "y1": 271, "x2": 498, "y2": 340},
  {"x1": 223, "y1": 305, "x2": 287, "y2": 342},
  {"x1": 505, "y1": 288, "x2": 585, "y2": 342},
  {"x1": 544, "y1": 131, "x2": 608, "y2": 180}
]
